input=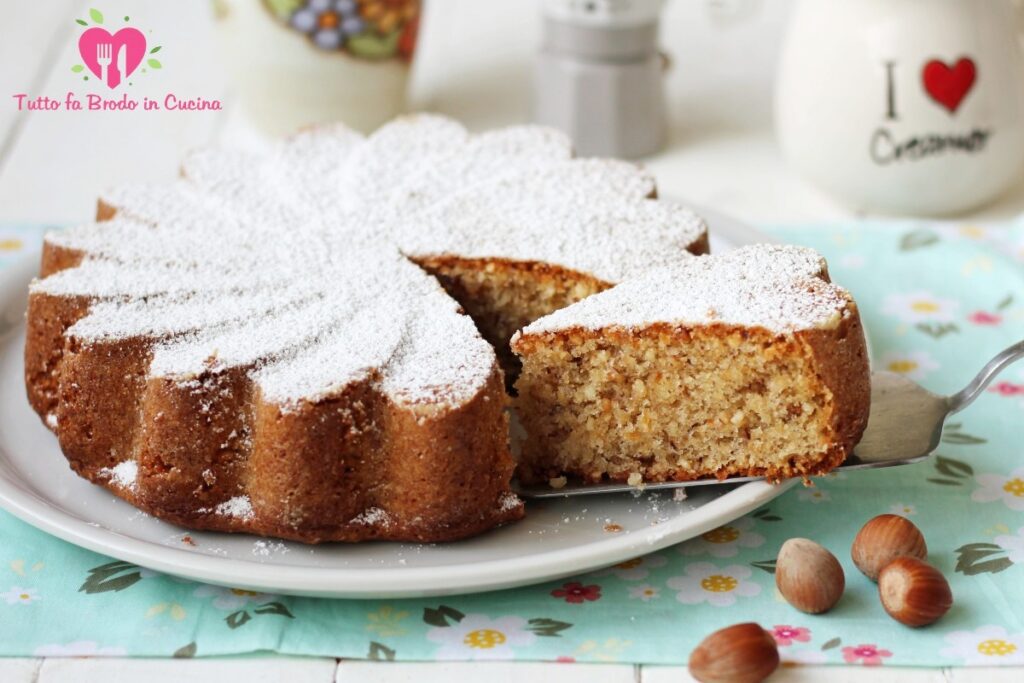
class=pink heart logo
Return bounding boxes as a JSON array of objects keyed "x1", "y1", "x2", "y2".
[{"x1": 79, "y1": 27, "x2": 146, "y2": 89}]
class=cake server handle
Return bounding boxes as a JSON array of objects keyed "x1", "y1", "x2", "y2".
[{"x1": 946, "y1": 339, "x2": 1024, "y2": 414}]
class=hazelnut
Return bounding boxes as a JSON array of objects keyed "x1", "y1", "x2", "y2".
[
  {"x1": 775, "y1": 537, "x2": 845, "y2": 613},
  {"x1": 852, "y1": 514, "x2": 928, "y2": 581},
  {"x1": 689, "y1": 622, "x2": 779, "y2": 683},
  {"x1": 878, "y1": 556, "x2": 953, "y2": 627}
]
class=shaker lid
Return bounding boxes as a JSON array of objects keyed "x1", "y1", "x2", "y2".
[
  {"x1": 541, "y1": 0, "x2": 662, "y2": 60},
  {"x1": 542, "y1": 0, "x2": 664, "y2": 28}
]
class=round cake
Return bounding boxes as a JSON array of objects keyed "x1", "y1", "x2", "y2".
[{"x1": 24, "y1": 114, "x2": 708, "y2": 543}]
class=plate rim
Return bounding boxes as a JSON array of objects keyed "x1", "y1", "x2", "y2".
[{"x1": 0, "y1": 215, "x2": 799, "y2": 598}]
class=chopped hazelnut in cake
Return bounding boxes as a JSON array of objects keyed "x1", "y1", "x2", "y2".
[{"x1": 511, "y1": 244, "x2": 870, "y2": 486}]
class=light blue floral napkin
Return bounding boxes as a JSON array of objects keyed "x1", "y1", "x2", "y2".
[{"x1": 0, "y1": 220, "x2": 1022, "y2": 666}]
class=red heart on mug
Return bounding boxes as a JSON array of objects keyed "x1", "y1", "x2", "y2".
[{"x1": 922, "y1": 57, "x2": 976, "y2": 114}]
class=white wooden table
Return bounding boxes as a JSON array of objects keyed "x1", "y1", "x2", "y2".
[{"x1": 2, "y1": 1, "x2": 1021, "y2": 680}]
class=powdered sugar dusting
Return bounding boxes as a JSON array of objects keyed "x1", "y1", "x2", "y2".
[
  {"x1": 215, "y1": 496, "x2": 254, "y2": 521},
  {"x1": 498, "y1": 492, "x2": 522, "y2": 513},
  {"x1": 402, "y1": 159, "x2": 702, "y2": 281},
  {"x1": 519, "y1": 244, "x2": 851, "y2": 336},
  {"x1": 34, "y1": 114, "x2": 706, "y2": 410},
  {"x1": 252, "y1": 539, "x2": 290, "y2": 557},
  {"x1": 98, "y1": 460, "x2": 138, "y2": 491},
  {"x1": 350, "y1": 507, "x2": 392, "y2": 528}
]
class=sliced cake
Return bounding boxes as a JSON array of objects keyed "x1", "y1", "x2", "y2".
[
  {"x1": 24, "y1": 114, "x2": 708, "y2": 543},
  {"x1": 511, "y1": 244, "x2": 870, "y2": 486}
]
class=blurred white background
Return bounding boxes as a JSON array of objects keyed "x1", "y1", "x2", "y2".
[
  {"x1": 413, "y1": 0, "x2": 787, "y2": 134},
  {"x1": 2, "y1": 0, "x2": 1022, "y2": 224}
]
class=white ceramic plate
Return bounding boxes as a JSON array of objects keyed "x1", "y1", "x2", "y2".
[{"x1": 0, "y1": 210, "x2": 796, "y2": 598}]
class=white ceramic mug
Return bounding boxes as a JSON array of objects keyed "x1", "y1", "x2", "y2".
[
  {"x1": 775, "y1": 0, "x2": 1024, "y2": 216},
  {"x1": 213, "y1": 0, "x2": 419, "y2": 136}
]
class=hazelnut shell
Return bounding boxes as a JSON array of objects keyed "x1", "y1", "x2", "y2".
[
  {"x1": 852, "y1": 514, "x2": 928, "y2": 581},
  {"x1": 878, "y1": 556, "x2": 953, "y2": 627},
  {"x1": 689, "y1": 622, "x2": 780, "y2": 683},
  {"x1": 776, "y1": 537, "x2": 845, "y2": 614}
]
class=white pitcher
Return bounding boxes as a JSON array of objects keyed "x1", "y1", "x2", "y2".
[{"x1": 775, "y1": 0, "x2": 1024, "y2": 216}]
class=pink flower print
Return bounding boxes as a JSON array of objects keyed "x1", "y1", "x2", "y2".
[
  {"x1": 968, "y1": 311, "x2": 1002, "y2": 325},
  {"x1": 771, "y1": 625, "x2": 811, "y2": 646},
  {"x1": 842, "y1": 644, "x2": 893, "y2": 666},
  {"x1": 551, "y1": 581, "x2": 601, "y2": 604},
  {"x1": 990, "y1": 382, "x2": 1024, "y2": 397}
]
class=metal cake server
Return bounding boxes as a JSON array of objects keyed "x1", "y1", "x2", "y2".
[{"x1": 516, "y1": 339, "x2": 1024, "y2": 499}]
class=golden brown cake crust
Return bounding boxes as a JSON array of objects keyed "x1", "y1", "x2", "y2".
[
  {"x1": 30, "y1": 304, "x2": 522, "y2": 542},
  {"x1": 791, "y1": 303, "x2": 871, "y2": 476},
  {"x1": 25, "y1": 209, "x2": 524, "y2": 544}
]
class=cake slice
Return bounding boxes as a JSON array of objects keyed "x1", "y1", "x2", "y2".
[{"x1": 511, "y1": 245, "x2": 870, "y2": 486}]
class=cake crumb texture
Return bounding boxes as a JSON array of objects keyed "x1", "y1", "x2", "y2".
[{"x1": 512, "y1": 245, "x2": 870, "y2": 485}]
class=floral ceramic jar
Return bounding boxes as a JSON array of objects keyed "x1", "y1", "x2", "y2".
[{"x1": 214, "y1": 0, "x2": 419, "y2": 135}]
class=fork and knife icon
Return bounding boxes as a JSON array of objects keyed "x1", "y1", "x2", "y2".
[{"x1": 95, "y1": 42, "x2": 128, "y2": 88}]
